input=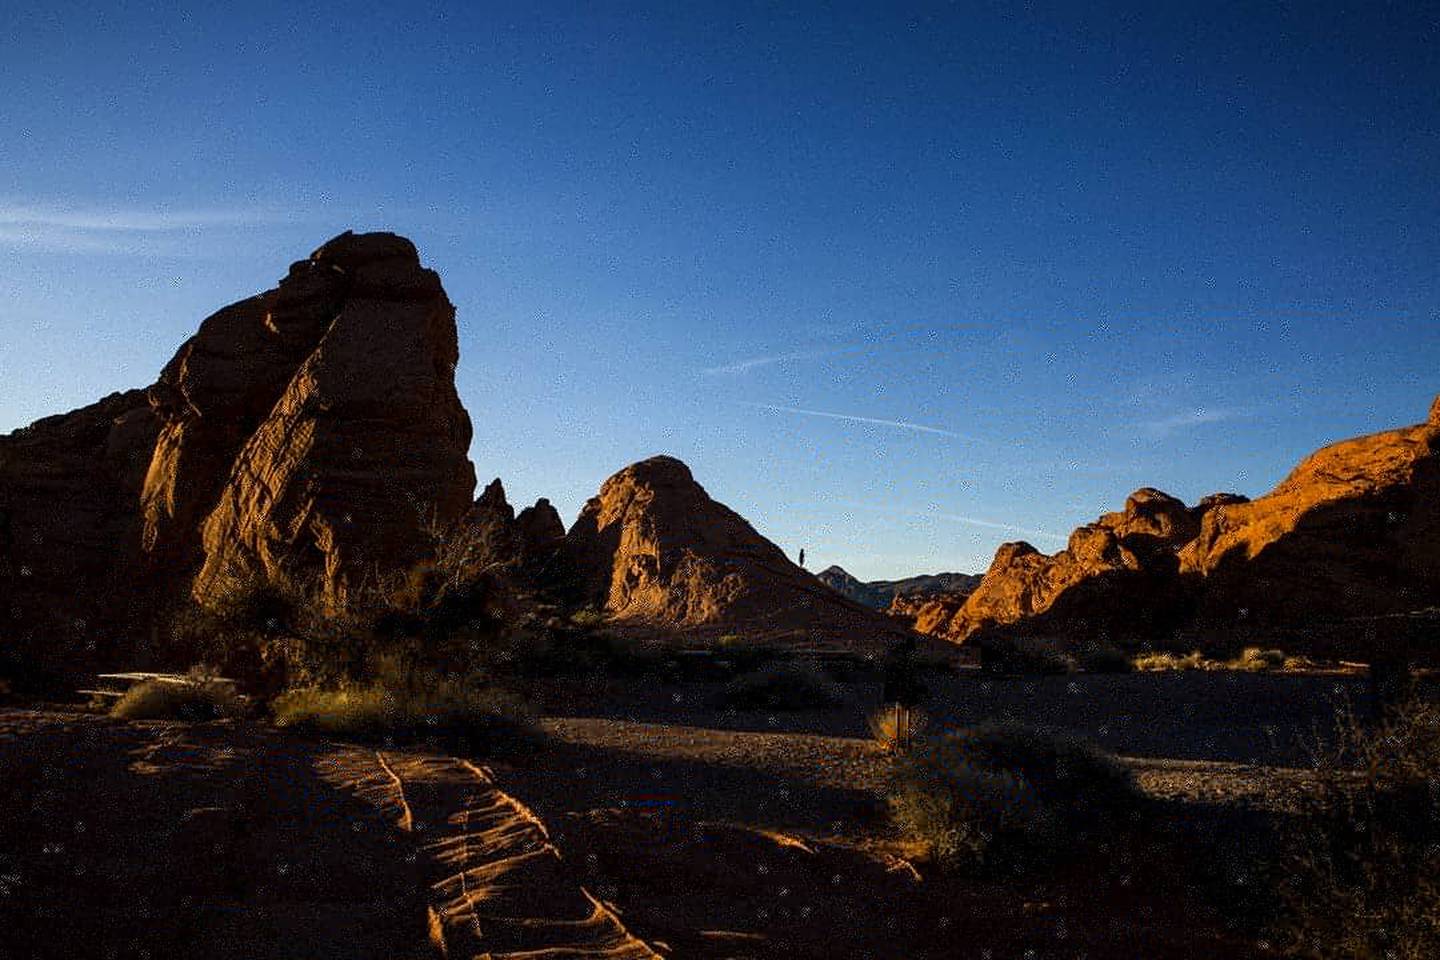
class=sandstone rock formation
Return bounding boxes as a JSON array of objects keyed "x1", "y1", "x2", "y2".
[
  {"x1": 0, "y1": 232, "x2": 477, "y2": 676},
  {"x1": 909, "y1": 398, "x2": 1440, "y2": 659},
  {"x1": 0, "y1": 391, "x2": 160, "y2": 670},
  {"x1": 815, "y1": 565, "x2": 981, "y2": 611},
  {"x1": 563, "y1": 456, "x2": 914, "y2": 652},
  {"x1": 447, "y1": 478, "x2": 566, "y2": 579}
]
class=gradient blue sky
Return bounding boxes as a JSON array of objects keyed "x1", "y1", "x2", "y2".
[{"x1": 3, "y1": 2, "x2": 1437, "y2": 579}]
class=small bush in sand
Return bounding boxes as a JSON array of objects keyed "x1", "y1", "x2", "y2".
[
  {"x1": 569, "y1": 608, "x2": 607, "y2": 628},
  {"x1": 1132, "y1": 650, "x2": 1207, "y2": 671},
  {"x1": 889, "y1": 725, "x2": 1143, "y2": 872},
  {"x1": 718, "y1": 662, "x2": 844, "y2": 710},
  {"x1": 111, "y1": 675, "x2": 245, "y2": 721},
  {"x1": 1276, "y1": 701, "x2": 1440, "y2": 960},
  {"x1": 1228, "y1": 646, "x2": 1286, "y2": 672},
  {"x1": 868, "y1": 704, "x2": 928, "y2": 752},
  {"x1": 271, "y1": 666, "x2": 539, "y2": 755}
]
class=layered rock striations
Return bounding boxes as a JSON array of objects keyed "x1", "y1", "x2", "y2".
[
  {"x1": 0, "y1": 231, "x2": 477, "y2": 673},
  {"x1": 563, "y1": 456, "x2": 913, "y2": 652}
]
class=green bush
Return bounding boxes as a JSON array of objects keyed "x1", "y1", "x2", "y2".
[
  {"x1": 1276, "y1": 701, "x2": 1440, "y2": 959},
  {"x1": 889, "y1": 725, "x2": 1143, "y2": 871},
  {"x1": 717, "y1": 662, "x2": 843, "y2": 710},
  {"x1": 110, "y1": 677, "x2": 245, "y2": 721},
  {"x1": 272, "y1": 665, "x2": 539, "y2": 756}
]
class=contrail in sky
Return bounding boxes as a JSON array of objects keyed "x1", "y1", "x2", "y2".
[{"x1": 741, "y1": 401, "x2": 965, "y2": 438}]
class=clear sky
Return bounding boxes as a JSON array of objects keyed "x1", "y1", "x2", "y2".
[{"x1": 3, "y1": 2, "x2": 1437, "y2": 579}]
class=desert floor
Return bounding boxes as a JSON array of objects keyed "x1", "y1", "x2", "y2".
[{"x1": 0, "y1": 672, "x2": 1377, "y2": 959}]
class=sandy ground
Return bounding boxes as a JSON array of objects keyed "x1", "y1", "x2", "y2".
[{"x1": 0, "y1": 672, "x2": 1364, "y2": 959}]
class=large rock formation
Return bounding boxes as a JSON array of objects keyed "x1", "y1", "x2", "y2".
[
  {"x1": 0, "y1": 231, "x2": 477, "y2": 676},
  {"x1": 909, "y1": 398, "x2": 1440, "y2": 659},
  {"x1": 815, "y1": 565, "x2": 981, "y2": 611},
  {"x1": 563, "y1": 456, "x2": 913, "y2": 653}
]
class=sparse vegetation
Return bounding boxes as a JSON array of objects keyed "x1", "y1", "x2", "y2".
[
  {"x1": 888, "y1": 725, "x2": 1144, "y2": 871},
  {"x1": 1275, "y1": 700, "x2": 1440, "y2": 960},
  {"x1": 868, "y1": 704, "x2": 928, "y2": 752},
  {"x1": 272, "y1": 660, "x2": 539, "y2": 755},
  {"x1": 569, "y1": 608, "x2": 607, "y2": 628},
  {"x1": 1132, "y1": 646, "x2": 1321, "y2": 673},
  {"x1": 717, "y1": 661, "x2": 843, "y2": 710},
  {"x1": 110, "y1": 671, "x2": 246, "y2": 721}
]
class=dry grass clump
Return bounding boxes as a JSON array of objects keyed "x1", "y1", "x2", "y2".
[
  {"x1": 888, "y1": 725, "x2": 1144, "y2": 872},
  {"x1": 717, "y1": 661, "x2": 844, "y2": 710},
  {"x1": 272, "y1": 660, "x2": 539, "y2": 755},
  {"x1": 110, "y1": 673, "x2": 245, "y2": 722},
  {"x1": 1275, "y1": 701, "x2": 1440, "y2": 959},
  {"x1": 1132, "y1": 646, "x2": 1315, "y2": 673},
  {"x1": 868, "y1": 705, "x2": 928, "y2": 752}
]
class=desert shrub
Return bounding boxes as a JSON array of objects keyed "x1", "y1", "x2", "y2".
[
  {"x1": 889, "y1": 725, "x2": 1143, "y2": 872},
  {"x1": 1228, "y1": 647, "x2": 1286, "y2": 672},
  {"x1": 717, "y1": 662, "x2": 843, "y2": 710},
  {"x1": 869, "y1": 704, "x2": 928, "y2": 751},
  {"x1": 569, "y1": 608, "x2": 607, "y2": 628},
  {"x1": 980, "y1": 635, "x2": 1074, "y2": 675},
  {"x1": 272, "y1": 664, "x2": 539, "y2": 756},
  {"x1": 1132, "y1": 650, "x2": 1206, "y2": 671},
  {"x1": 1275, "y1": 701, "x2": 1440, "y2": 959},
  {"x1": 110, "y1": 675, "x2": 245, "y2": 721},
  {"x1": 1075, "y1": 642, "x2": 1134, "y2": 674}
]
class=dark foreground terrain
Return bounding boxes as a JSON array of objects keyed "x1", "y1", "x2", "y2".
[{"x1": 0, "y1": 671, "x2": 1389, "y2": 959}]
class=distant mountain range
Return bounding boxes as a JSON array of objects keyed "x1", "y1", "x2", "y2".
[{"x1": 815, "y1": 565, "x2": 982, "y2": 611}]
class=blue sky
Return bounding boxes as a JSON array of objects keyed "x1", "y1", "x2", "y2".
[{"x1": 2, "y1": 1, "x2": 1437, "y2": 579}]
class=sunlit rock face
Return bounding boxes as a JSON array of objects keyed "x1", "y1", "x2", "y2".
[
  {"x1": 909, "y1": 398, "x2": 1440, "y2": 660},
  {"x1": 0, "y1": 231, "x2": 477, "y2": 674},
  {"x1": 562, "y1": 455, "x2": 914, "y2": 653}
]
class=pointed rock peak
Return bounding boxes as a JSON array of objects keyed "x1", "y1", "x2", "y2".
[
  {"x1": 819, "y1": 565, "x2": 851, "y2": 578},
  {"x1": 477, "y1": 478, "x2": 509, "y2": 509},
  {"x1": 1430, "y1": 393, "x2": 1440, "y2": 425}
]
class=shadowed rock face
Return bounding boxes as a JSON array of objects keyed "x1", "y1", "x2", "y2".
[
  {"x1": 563, "y1": 456, "x2": 913, "y2": 652},
  {"x1": 910, "y1": 398, "x2": 1440, "y2": 659},
  {"x1": 0, "y1": 231, "x2": 476, "y2": 674}
]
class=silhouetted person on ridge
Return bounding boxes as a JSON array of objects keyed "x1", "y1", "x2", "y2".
[{"x1": 798, "y1": 548, "x2": 806, "y2": 569}]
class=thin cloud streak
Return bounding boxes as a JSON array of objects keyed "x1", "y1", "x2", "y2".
[
  {"x1": 0, "y1": 202, "x2": 291, "y2": 233},
  {"x1": 840, "y1": 499, "x2": 1067, "y2": 544},
  {"x1": 1140, "y1": 407, "x2": 1244, "y2": 437},
  {"x1": 741, "y1": 401, "x2": 966, "y2": 438},
  {"x1": 704, "y1": 349, "x2": 839, "y2": 375}
]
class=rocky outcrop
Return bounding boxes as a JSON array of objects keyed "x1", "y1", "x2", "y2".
[
  {"x1": 447, "y1": 479, "x2": 566, "y2": 579},
  {"x1": 1179, "y1": 400, "x2": 1440, "y2": 638},
  {"x1": 816, "y1": 565, "x2": 981, "y2": 611},
  {"x1": 189, "y1": 232, "x2": 475, "y2": 607},
  {"x1": 0, "y1": 231, "x2": 478, "y2": 675},
  {"x1": 0, "y1": 391, "x2": 160, "y2": 671},
  {"x1": 563, "y1": 456, "x2": 913, "y2": 652},
  {"x1": 911, "y1": 398, "x2": 1440, "y2": 660}
]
